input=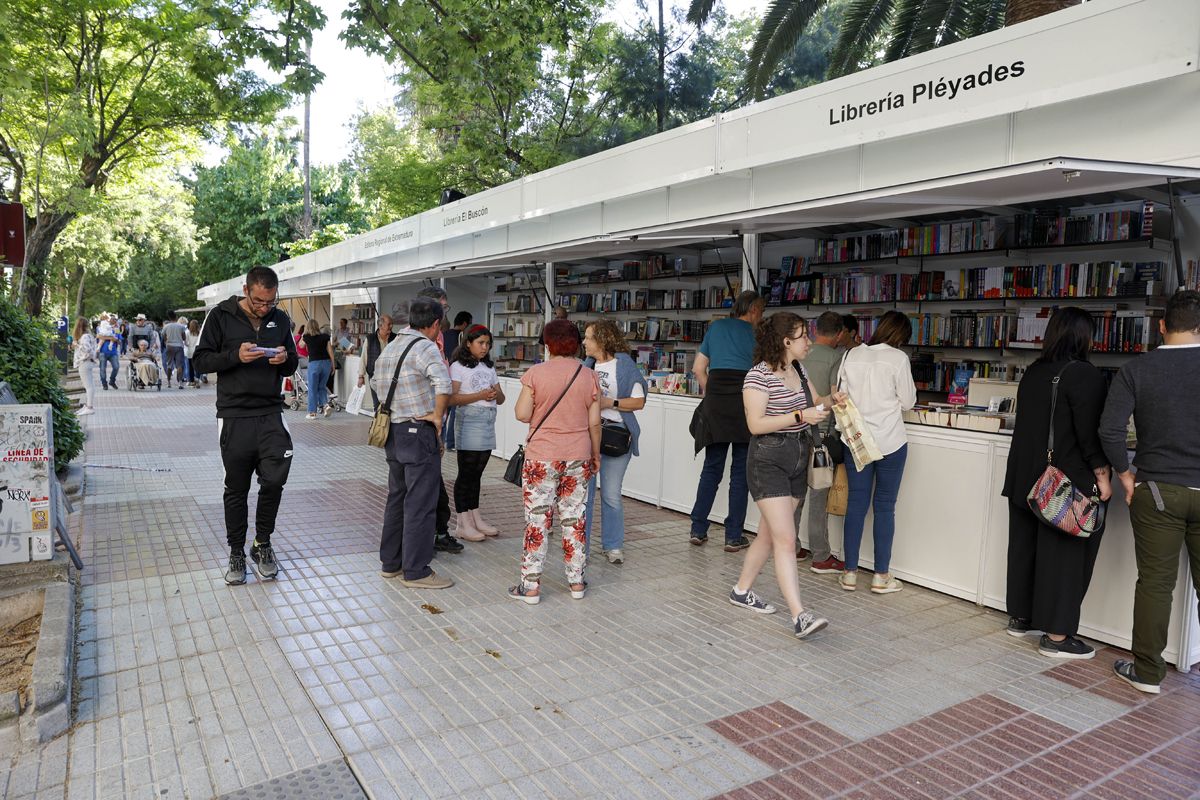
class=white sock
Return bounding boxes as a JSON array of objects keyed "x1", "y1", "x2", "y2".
[{"x1": 733, "y1": 585, "x2": 748, "y2": 595}]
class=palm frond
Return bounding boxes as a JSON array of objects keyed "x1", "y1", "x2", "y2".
[
  {"x1": 937, "y1": 0, "x2": 973, "y2": 46},
  {"x1": 828, "y1": 0, "x2": 896, "y2": 77},
  {"x1": 686, "y1": 0, "x2": 720, "y2": 26},
  {"x1": 963, "y1": 0, "x2": 1006, "y2": 38},
  {"x1": 884, "y1": 0, "x2": 938, "y2": 62},
  {"x1": 747, "y1": 0, "x2": 830, "y2": 98}
]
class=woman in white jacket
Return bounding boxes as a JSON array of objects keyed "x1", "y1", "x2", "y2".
[
  {"x1": 184, "y1": 319, "x2": 202, "y2": 386},
  {"x1": 72, "y1": 318, "x2": 99, "y2": 416},
  {"x1": 836, "y1": 311, "x2": 917, "y2": 595}
]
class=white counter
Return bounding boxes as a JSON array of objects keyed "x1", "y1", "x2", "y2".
[{"x1": 494, "y1": 375, "x2": 1199, "y2": 671}]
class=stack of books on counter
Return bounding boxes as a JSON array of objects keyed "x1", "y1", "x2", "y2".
[{"x1": 903, "y1": 405, "x2": 1009, "y2": 434}]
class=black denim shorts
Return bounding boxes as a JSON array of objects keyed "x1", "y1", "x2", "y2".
[{"x1": 747, "y1": 432, "x2": 810, "y2": 501}]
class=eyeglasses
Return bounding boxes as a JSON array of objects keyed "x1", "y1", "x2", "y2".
[{"x1": 247, "y1": 295, "x2": 278, "y2": 309}]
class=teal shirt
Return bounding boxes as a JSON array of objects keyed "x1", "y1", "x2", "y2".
[{"x1": 699, "y1": 318, "x2": 755, "y2": 371}]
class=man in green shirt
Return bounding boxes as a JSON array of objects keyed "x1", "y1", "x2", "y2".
[{"x1": 798, "y1": 311, "x2": 847, "y2": 573}]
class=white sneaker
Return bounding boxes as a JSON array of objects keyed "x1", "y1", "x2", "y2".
[
  {"x1": 306, "y1": 413, "x2": 318, "y2": 420},
  {"x1": 77, "y1": 406, "x2": 94, "y2": 416},
  {"x1": 605, "y1": 549, "x2": 624, "y2": 565}
]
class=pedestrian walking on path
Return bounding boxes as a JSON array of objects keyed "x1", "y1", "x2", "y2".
[
  {"x1": 1100, "y1": 289, "x2": 1200, "y2": 694},
  {"x1": 732, "y1": 311, "x2": 842, "y2": 639},
  {"x1": 372, "y1": 297, "x2": 455, "y2": 588},
  {"x1": 72, "y1": 317, "x2": 98, "y2": 415},
  {"x1": 192, "y1": 266, "x2": 299, "y2": 585}
]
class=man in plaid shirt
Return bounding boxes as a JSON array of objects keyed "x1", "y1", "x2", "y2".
[{"x1": 371, "y1": 297, "x2": 455, "y2": 588}]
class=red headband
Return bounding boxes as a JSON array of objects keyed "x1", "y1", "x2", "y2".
[{"x1": 467, "y1": 325, "x2": 490, "y2": 336}]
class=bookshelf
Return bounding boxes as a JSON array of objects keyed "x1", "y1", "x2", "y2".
[{"x1": 760, "y1": 200, "x2": 1177, "y2": 402}]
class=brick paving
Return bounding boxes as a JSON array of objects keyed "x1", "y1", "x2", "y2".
[{"x1": 0, "y1": 382, "x2": 1197, "y2": 799}]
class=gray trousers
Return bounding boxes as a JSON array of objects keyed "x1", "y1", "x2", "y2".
[{"x1": 797, "y1": 485, "x2": 832, "y2": 562}]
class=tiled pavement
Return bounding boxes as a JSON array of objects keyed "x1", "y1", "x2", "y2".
[{"x1": 1, "y1": 383, "x2": 1197, "y2": 799}]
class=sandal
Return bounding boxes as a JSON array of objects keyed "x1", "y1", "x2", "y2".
[{"x1": 508, "y1": 582, "x2": 540, "y2": 605}]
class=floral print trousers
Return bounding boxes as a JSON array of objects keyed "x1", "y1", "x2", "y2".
[{"x1": 521, "y1": 459, "x2": 593, "y2": 585}]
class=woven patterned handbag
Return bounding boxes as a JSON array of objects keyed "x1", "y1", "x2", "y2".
[{"x1": 1025, "y1": 363, "x2": 1106, "y2": 538}]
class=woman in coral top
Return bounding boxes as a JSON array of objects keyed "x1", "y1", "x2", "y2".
[{"x1": 508, "y1": 320, "x2": 601, "y2": 604}]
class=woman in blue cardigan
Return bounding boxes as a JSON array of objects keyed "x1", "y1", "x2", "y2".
[{"x1": 583, "y1": 320, "x2": 649, "y2": 565}]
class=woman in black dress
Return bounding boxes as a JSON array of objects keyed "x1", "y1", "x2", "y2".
[{"x1": 1002, "y1": 307, "x2": 1112, "y2": 659}]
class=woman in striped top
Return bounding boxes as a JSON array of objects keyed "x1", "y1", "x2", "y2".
[{"x1": 728, "y1": 312, "x2": 845, "y2": 639}]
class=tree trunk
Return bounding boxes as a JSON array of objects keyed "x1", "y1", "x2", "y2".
[
  {"x1": 74, "y1": 266, "x2": 86, "y2": 320},
  {"x1": 656, "y1": 0, "x2": 666, "y2": 133},
  {"x1": 1006, "y1": 0, "x2": 1079, "y2": 26},
  {"x1": 21, "y1": 211, "x2": 75, "y2": 317}
]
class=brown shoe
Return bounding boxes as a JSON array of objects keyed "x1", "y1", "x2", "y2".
[
  {"x1": 380, "y1": 569, "x2": 402, "y2": 578},
  {"x1": 400, "y1": 570, "x2": 454, "y2": 589}
]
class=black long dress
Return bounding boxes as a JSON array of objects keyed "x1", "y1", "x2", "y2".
[{"x1": 1002, "y1": 358, "x2": 1110, "y2": 635}]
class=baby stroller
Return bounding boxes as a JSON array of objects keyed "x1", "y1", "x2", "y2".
[
  {"x1": 285, "y1": 370, "x2": 342, "y2": 415},
  {"x1": 128, "y1": 356, "x2": 163, "y2": 391}
]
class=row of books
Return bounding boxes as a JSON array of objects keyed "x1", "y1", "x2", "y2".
[
  {"x1": 497, "y1": 342, "x2": 540, "y2": 361},
  {"x1": 931, "y1": 262, "x2": 1164, "y2": 300},
  {"x1": 630, "y1": 345, "x2": 692, "y2": 374},
  {"x1": 554, "y1": 287, "x2": 726, "y2": 313},
  {"x1": 502, "y1": 295, "x2": 542, "y2": 313},
  {"x1": 808, "y1": 203, "x2": 1155, "y2": 264},
  {"x1": 496, "y1": 320, "x2": 542, "y2": 338},
  {"x1": 1012, "y1": 204, "x2": 1153, "y2": 247},
  {"x1": 909, "y1": 356, "x2": 1026, "y2": 393},
  {"x1": 1013, "y1": 308, "x2": 1160, "y2": 353},
  {"x1": 767, "y1": 261, "x2": 1165, "y2": 306},
  {"x1": 908, "y1": 312, "x2": 1015, "y2": 349},
  {"x1": 1185, "y1": 260, "x2": 1200, "y2": 291}
]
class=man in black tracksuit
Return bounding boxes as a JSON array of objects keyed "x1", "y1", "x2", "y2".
[{"x1": 193, "y1": 267, "x2": 299, "y2": 585}]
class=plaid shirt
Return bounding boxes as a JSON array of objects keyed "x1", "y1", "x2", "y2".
[{"x1": 370, "y1": 328, "x2": 451, "y2": 422}]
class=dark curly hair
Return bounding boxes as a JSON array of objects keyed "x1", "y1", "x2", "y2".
[
  {"x1": 452, "y1": 324, "x2": 494, "y2": 368},
  {"x1": 753, "y1": 312, "x2": 807, "y2": 370}
]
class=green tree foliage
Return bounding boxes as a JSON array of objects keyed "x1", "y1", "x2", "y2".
[
  {"x1": 684, "y1": 0, "x2": 1075, "y2": 95},
  {"x1": 342, "y1": 0, "x2": 614, "y2": 192},
  {"x1": 0, "y1": 296, "x2": 83, "y2": 472},
  {"x1": 597, "y1": 5, "x2": 835, "y2": 148},
  {"x1": 45, "y1": 170, "x2": 200, "y2": 321},
  {"x1": 191, "y1": 132, "x2": 368, "y2": 282},
  {"x1": 349, "y1": 108, "x2": 447, "y2": 225},
  {"x1": 0, "y1": 0, "x2": 325, "y2": 316}
]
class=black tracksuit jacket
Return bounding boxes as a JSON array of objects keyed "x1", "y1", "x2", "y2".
[{"x1": 193, "y1": 296, "x2": 299, "y2": 418}]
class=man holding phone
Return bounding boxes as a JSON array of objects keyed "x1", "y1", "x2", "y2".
[{"x1": 193, "y1": 267, "x2": 299, "y2": 585}]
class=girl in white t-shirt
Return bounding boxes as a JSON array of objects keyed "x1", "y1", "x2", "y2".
[{"x1": 449, "y1": 325, "x2": 506, "y2": 541}]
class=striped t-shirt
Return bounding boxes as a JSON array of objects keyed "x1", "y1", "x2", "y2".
[{"x1": 743, "y1": 362, "x2": 813, "y2": 433}]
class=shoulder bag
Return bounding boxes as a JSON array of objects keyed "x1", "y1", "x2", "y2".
[
  {"x1": 503, "y1": 363, "x2": 585, "y2": 486},
  {"x1": 831, "y1": 350, "x2": 884, "y2": 472},
  {"x1": 795, "y1": 362, "x2": 834, "y2": 490},
  {"x1": 367, "y1": 338, "x2": 421, "y2": 448},
  {"x1": 1026, "y1": 362, "x2": 1107, "y2": 537}
]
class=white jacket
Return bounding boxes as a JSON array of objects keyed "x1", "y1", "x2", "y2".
[{"x1": 837, "y1": 344, "x2": 917, "y2": 456}]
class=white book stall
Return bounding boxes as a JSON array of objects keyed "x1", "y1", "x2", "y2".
[{"x1": 196, "y1": 0, "x2": 1200, "y2": 671}]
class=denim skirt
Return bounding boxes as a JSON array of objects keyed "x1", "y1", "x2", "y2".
[
  {"x1": 455, "y1": 404, "x2": 497, "y2": 451},
  {"x1": 747, "y1": 431, "x2": 810, "y2": 501}
]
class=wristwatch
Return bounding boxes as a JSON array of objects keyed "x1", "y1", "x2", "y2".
[{"x1": 794, "y1": 410, "x2": 803, "y2": 425}]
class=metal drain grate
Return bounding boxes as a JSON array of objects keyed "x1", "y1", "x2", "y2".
[{"x1": 217, "y1": 759, "x2": 367, "y2": 800}]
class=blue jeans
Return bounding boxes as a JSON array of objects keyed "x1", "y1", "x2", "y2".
[
  {"x1": 843, "y1": 444, "x2": 909, "y2": 574},
  {"x1": 585, "y1": 449, "x2": 633, "y2": 552},
  {"x1": 307, "y1": 359, "x2": 332, "y2": 413},
  {"x1": 99, "y1": 351, "x2": 120, "y2": 388},
  {"x1": 689, "y1": 442, "x2": 749, "y2": 543}
]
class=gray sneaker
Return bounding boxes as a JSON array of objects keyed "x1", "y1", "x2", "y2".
[
  {"x1": 250, "y1": 542, "x2": 279, "y2": 580},
  {"x1": 793, "y1": 611, "x2": 828, "y2": 639},
  {"x1": 728, "y1": 588, "x2": 777, "y2": 614},
  {"x1": 225, "y1": 553, "x2": 246, "y2": 585}
]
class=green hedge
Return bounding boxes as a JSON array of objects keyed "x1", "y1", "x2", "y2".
[{"x1": 0, "y1": 297, "x2": 84, "y2": 472}]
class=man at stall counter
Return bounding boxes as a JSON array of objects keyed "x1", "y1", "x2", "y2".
[{"x1": 1099, "y1": 289, "x2": 1200, "y2": 695}]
